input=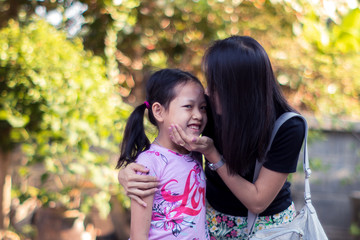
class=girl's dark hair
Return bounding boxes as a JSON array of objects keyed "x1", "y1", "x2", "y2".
[
  {"x1": 203, "y1": 36, "x2": 295, "y2": 175},
  {"x1": 116, "y1": 68, "x2": 202, "y2": 169}
]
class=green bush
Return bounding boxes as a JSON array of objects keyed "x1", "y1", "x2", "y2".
[{"x1": 0, "y1": 18, "x2": 132, "y2": 217}]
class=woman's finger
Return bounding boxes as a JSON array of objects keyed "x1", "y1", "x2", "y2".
[
  {"x1": 169, "y1": 124, "x2": 185, "y2": 146},
  {"x1": 128, "y1": 194, "x2": 147, "y2": 207},
  {"x1": 127, "y1": 187, "x2": 158, "y2": 198},
  {"x1": 118, "y1": 163, "x2": 150, "y2": 187},
  {"x1": 128, "y1": 180, "x2": 159, "y2": 190},
  {"x1": 129, "y1": 162, "x2": 150, "y2": 174},
  {"x1": 191, "y1": 135, "x2": 202, "y2": 144},
  {"x1": 174, "y1": 124, "x2": 198, "y2": 151},
  {"x1": 174, "y1": 124, "x2": 197, "y2": 151},
  {"x1": 128, "y1": 173, "x2": 158, "y2": 183},
  {"x1": 118, "y1": 168, "x2": 129, "y2": 191},
  {"x1": 174, "y1": 124, "x2": 191, "y2": 142},
  {"x1": 173, "y1": 124, "x2": 195, "y2": 146}
]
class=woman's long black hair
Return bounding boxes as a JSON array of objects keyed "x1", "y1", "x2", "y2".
[
  {"x1": 116, "y1": 68, "x2": 202, "y2": 169},
  {"x1": 203, "y1": 36, "x2": 295, "y2": 176}
]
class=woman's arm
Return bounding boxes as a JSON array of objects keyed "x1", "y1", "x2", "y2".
[
  {"x1": 130, "y1": 194, "x2": 154, "y2": 240},
  {"x1": 118, "y1": 163, "x2": 159, "y2": 207},
  {"x1": 206, "y1": 150, "x2": 288, "y2": 214},
  {"x1": 170, "y1": 124, "x2": 287, "y2": 214}
]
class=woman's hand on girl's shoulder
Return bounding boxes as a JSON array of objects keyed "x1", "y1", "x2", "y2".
[
  {"x1": 169, "y1": 124, "x2": 215, "y2": 156},
  {"x1": 118, "y1": 162, "x2": 159, "y2": 207}
]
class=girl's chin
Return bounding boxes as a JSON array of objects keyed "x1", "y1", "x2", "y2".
[{"x1": 186, "y1": 130, "x2": 202, "y2": 138}]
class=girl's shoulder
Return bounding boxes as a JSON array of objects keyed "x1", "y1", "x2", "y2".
[
  {"x1": 135, "y1": 145, "x2": 169, "y2": 177},
  {"x1": 136, "y1": 144, "x2": 166, "y2": 162},
  {"x1": 137, "y1": 144, "x2": 202, "y2": 166}
]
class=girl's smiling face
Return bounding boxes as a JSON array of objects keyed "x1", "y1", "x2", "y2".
[
  {"x1": 155, "y1": 81, "x2": 207, "y2": 153},
  {"x1": 164, "y1": 81, "x2": 207, "y2": 138}
]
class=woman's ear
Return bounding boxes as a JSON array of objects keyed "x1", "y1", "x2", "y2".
[{"x1": 152, "y1": 102, "x2": 165, "y2": 123}]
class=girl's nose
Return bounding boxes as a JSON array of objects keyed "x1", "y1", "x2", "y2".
[{"x1": 192, "y1": 108, "x2": 203, "y2": 120}]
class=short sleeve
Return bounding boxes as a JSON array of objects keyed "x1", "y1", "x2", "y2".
[
  {"x1": 263, "y1": 117, "x2": 305, "y2": 173},
  {"x1": 135, "y1": 151, "x2": 166, "y2": 178}
]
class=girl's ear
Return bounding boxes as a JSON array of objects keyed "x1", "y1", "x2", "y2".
[{"x1": 152, "y1": 102, "x2": 165, "y2": 123}]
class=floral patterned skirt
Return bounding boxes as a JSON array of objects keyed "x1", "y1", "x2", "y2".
[{"x1": 206, "y1": 202, "x2": 296, "y2": 240}]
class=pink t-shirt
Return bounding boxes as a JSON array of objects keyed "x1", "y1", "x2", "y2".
[{"x1": 135, "y1": 144, "x2": 210, "y2": 240}]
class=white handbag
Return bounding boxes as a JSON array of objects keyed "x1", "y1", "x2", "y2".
[{"x1": 248, "y1": 112, "x2": 328, "y2": 240}]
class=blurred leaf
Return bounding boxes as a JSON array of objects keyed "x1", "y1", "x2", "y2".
[
  {"x1": 350, "y1": 223, "x2": 360, "y2": 236},
  {"x1": 0, "y1": 17, "x2": 132, "y2": 213}
]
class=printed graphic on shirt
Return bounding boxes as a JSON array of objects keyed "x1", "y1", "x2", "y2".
[{"x1": 151, "y1": 156, "x2": 206, "y2": 237}]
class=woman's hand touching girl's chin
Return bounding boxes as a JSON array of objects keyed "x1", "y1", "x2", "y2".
[{"x1": 169, "y1": 124, "x2": 218, "y2": 160}]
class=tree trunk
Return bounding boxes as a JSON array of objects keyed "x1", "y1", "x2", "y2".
[{"x1": 0, "y1": 149, "x2": 11, "y2": 230}]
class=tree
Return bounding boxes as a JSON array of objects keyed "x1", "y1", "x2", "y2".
[
  {"x1": 269, "y1": 0, "x2": 360, "y2": 119},
  {"x1": 0, "y1": 18, "x2": 131, "y2": 230},
  {"x1": 1, "y1": 1, "x2": 360, "y2": 119}
]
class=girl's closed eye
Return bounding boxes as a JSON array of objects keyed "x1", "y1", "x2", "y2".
[{"x1": 183, "y1": 105, "x2": 193, "y2": 109}]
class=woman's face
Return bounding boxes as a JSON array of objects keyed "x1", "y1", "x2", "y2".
[{"x1": 206, "y1": 87, "x2": 222, "y2": 115}]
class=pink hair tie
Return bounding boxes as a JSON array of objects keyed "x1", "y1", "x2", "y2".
[{"x1": 144, "y1": 101, "x2": 150, "y2": 109}]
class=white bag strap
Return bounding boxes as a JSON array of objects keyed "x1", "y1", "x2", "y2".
[{"x1": 247, "y1": 112, "x2": 311, "y2": 235}]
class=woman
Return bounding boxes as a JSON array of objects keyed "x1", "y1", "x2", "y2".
[{"x1": 118, "y1": 36, "x2": 305, "y2": 239}]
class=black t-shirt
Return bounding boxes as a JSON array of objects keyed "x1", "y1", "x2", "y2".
[{"x1": 205, "y1": 116, "x2": 305, "y2": 217}]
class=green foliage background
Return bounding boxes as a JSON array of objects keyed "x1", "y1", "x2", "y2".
[{"x1": 0, "y1": 18, "x2": 131, "y2": 218}]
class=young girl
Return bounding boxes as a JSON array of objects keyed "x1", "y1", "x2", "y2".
[{"x1": 116, "y1": 68, "x2": 210, "y2": 240}]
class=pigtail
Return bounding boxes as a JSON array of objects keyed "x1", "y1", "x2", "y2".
[
  {"x1": 116, "y1": 68, "x2": 203, "y2": 169},
  {"x1": 116, "y1": 103, "x2": 150, "y2": 168}
]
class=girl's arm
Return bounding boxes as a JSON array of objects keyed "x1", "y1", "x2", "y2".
[
  {"x1": 170, "y1": 124, "x2": 288, "y2": 214},
  {"x1": 130, "y1": 194, "x2": 154, "y2": 240},
  {"x1": 118, "y1": 163, "x2": 159, "y2": 207}
]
